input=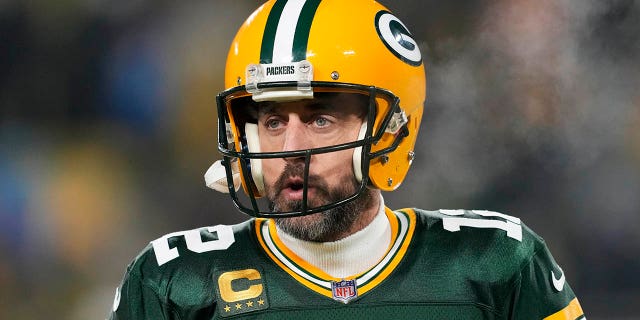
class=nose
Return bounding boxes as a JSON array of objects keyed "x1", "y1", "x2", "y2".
[{"x1": 281, "y1": 115, "x2": 311, "y2": 160}]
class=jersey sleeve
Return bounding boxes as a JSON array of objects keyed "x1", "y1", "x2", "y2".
[
  {"x1": 108, "y1": 262, "x2": 174, "y2": 320},
  {"x1": 511, "y1": 240, "x2": 585, "y2": 320}
]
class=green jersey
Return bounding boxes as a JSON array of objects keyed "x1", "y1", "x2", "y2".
[{"x1": 109, "y1": 208, "x2": 585, "y2": 319}]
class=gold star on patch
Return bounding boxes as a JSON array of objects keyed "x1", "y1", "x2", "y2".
[
  {"x1": 246, "y1": 301, "x2": 254, "y2": 307},
  {"x1": 235, "y1": 303, "x2": 242, "y2": 310},
  {"x1": 258, "y1": 299, "x2": 265, "y2": 305},
  {"x1": 224, "y1": 305, "x2": 231, "y2": 312}
]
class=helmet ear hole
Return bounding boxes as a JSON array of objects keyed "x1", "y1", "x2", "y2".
[
  {"x1": 244, "y1": 123, "x2": 265, "y2": 195},
  {"x1": 352, "y1": 122, "x2": 368, "y2": 182}
]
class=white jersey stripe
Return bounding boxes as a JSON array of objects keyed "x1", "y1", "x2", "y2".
[
  {"x1": 262, "y1": 221, "x2": 332, "y2": 288},
  {"x1": 357, "y1": 212, "x2": 409, "y2": 286},
  {"x1": 261, "y1": 210, "x2": 411, "y2": 288}
]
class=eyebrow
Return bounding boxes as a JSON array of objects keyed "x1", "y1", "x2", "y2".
[
  {"x1": 256, "y1": 102, "x2": 272, "y2": 115},
  {"x1": 257, "y1": 100, "x2": 334, "y2": 117},
  {"x1": 256, "y1": 102, "x2": 278, "y2": 118}
]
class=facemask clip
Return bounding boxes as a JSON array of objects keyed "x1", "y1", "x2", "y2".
[{"x1": 244, "y1": 60, "x2": 315, "y2": 102}]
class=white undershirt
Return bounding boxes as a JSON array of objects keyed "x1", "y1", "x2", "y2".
[{"x1": 276, "y1": 196, "x2": 391, "y2": 278}]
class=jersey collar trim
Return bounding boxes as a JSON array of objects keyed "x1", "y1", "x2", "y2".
[{"x1": 254, "y1": 208, "x2": 416, "y2": 300}]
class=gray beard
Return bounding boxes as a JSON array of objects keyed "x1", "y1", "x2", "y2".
[
  {"x1": 269, "y1": 165, "x2": 376, "y2": 242},
  {"x1": 273, "y1": 186, "x2": 376, "y2": 242}
]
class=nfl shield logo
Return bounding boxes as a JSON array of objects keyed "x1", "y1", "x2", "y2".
[{"x1": 331, "y1": 279, "x2": 358, "y2": 304}]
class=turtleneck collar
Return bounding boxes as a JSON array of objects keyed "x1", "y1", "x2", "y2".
[{"x1": 275, "y1": 196, "x2": 391, "y2": 278}]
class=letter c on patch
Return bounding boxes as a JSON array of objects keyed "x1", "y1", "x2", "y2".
[{"x1": 217, "y1": 269, "x2": 264, "y2": 302}]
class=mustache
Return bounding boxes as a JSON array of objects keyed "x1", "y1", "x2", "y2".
[{"x1": 272, "y1": 163, "x2": 329, "y2": 195}]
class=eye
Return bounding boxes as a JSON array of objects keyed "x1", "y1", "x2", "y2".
[
  {"x1": 313, "y1": 116, "x2": 330, "y2": 127},
  {"x1": 265, "y1": 118, "x2": 282, "y2": 129}
]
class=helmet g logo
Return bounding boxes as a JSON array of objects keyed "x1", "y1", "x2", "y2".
[{"x1": 375, "y1": 11, "x2": 422, "y2": 66}]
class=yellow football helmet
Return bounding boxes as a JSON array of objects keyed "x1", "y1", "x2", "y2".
[{"x1": 207, "y1": 0, "x2": 426, "y2": 217}]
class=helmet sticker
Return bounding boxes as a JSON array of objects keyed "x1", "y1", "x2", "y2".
[{"x1": 375, "y1": 11, "x2": 422, "y2": 66}]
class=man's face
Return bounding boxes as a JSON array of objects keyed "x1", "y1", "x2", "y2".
[{"x1": 256, "y1": 92, "x2": 375, "y2": 241}]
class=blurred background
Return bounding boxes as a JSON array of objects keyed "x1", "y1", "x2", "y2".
[{"x1": 1, "y1": 0, "x2": 638, "y2": 318}]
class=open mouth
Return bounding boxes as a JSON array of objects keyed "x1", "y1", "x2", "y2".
[
  {"x1": 284, "y1": 177, "x2": 305, "y2": 191},
  {"x1": 287, "y1": 181, "x2": 304, "y2": 191},
  {"x1": 280, "y1": 177, "x2": 308, "y2": 200}
]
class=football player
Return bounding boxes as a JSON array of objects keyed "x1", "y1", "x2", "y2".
[{"x1": 110, "y1": 0, "x2": 585, "y2": 319}]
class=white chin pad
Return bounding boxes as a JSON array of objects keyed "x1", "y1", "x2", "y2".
[
  {"x1": 245, "y1": 123, "x2": 265, "y2": 194},
  {"x1": 352, "y1": 122, "x2": 367, "y2": 182}
]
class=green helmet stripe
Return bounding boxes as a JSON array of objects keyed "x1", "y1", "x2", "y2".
[
  {"x1": 292, "y1": 0, "x2": 322, "y2": 62},
  {"x1": 260, "y1": 0, "x2": 322, "y2": 64},
  {"x1": 260, "y1": 0, "x2": 288, "y2": 64}
]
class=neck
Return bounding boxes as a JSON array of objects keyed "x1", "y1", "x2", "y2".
[
  {"x1": 327, "y1": 190, "x2": 381, "y2": 241},
  {"x1": 275, "y1": 195, "x2": 391, "y2": 278}
]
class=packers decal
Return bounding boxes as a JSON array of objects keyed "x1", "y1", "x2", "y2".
[
  {"x1": 375, "y1": 10, "x2": 422, "y2": 66},
  {"x1": 215, "y1": 268, "x2": 269, "y2": 317}
]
